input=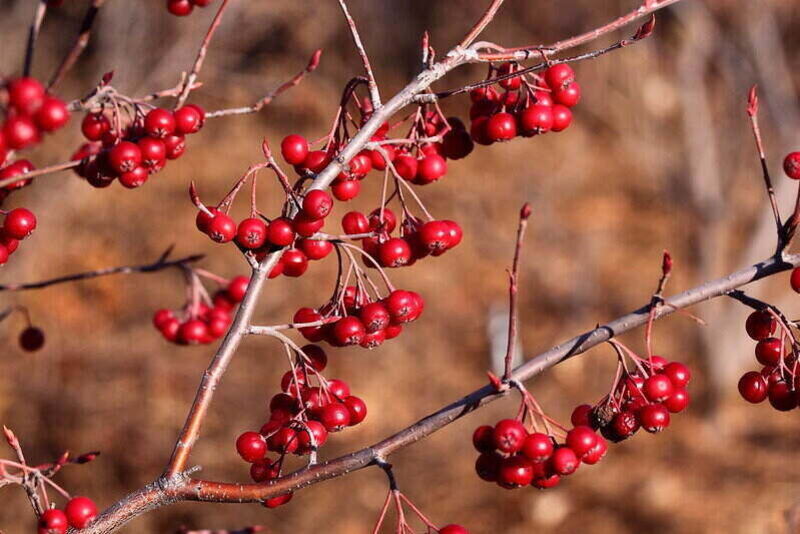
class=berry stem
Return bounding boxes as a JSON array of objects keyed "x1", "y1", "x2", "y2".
[
  {"x1": 336, "y1": 0, "x2": 381, "y2": 108},
  {"x1": 47, "y1": 0, "x2": 109, "y2": 90},
  {"x1": 23, "y1": 0, "x2": 49, "y2": 77},
  {"x1": 503, "y1": 203, "x2": 532, "y2": 380}
]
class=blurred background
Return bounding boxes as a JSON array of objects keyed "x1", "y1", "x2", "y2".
[{"x1": 1, "y1": 0, "x2": 800, "y2": 532}]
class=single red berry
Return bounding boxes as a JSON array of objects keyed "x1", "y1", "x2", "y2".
[
  {"x1": 439, "y1": 525, "x2": 470, "y2": 534},
  {"x1": 4, "y1": 115, "x2": 40, "y2": 150},
  {"x1": 582, "y1": 436, "x2": 608, "y2": 465},
  {"x1": 472, "y1": 425, "x2": 495, "y2": 453},
  {"x1": 738, "y1": 371, "x2": 768, "y2": 403},
  {"x1": 784, "y1": 152, "x2": 800, "y2": 180},
  {"x1": 497, "y1": 62, "x2": 522, "y2": 90},
  {"x1": 359, "y1": 301, "x2": 390, "y2": 333},
  {"x1": 119, "y1": 166, "x2": 149, "y2": 188},
  {"x1": 19, "y1": 326, "x2": 46, "y2": 351},
  {"x1": 663, "y1": 387, "x2": 690, "y2": 413},
  {"x1": 173, "y1": 105, "x2": 203, "y2": 134},
  {"x1": 549, "y1": 446, "x2": 579, "y2": 476},
  {"x1": 38, "y1": 508, "x2": 68, "y2": 534},
  {"x1": 267, "y1": 217, "x2": 296, "y2": 246},
  {"x1": 34, "y1": 96, "x2": 70, "y2": 132},
  {"x1": 302, "y1": 190, "x2": 333, "y2": 220},
  {"x1": 553, "y1": 82, "x2": 581, "y2": 107},
  {"x1": 565, "y1": 426, "x2": 599, "y2": 458},
  {"x1": 662, "y1": 361, "x2": 692, "y2": 388},
  {"x1": 178, "y1": 319, "x2": 209, "y2": 345},
  {"x1": 369, "y1": 207, "x2": 397, "y2": 233},
  {"x1": 236, "y1": 431, "x2": 267, "y2": 463},
  {"x1": 296, "y1": 420, "x2": 329, "y2": 453},
  {"x1": 250, "y1": 458, "x2": 280, "y2": 482},
  {"x1": 8, "y1": 77, "x2": 45, "y2": 115},
  {"x1": 0, "y1": 159, "x2": 34, "y2": 189},
  {"x1": 137, "y1": 137, "x2": 167, "y2": 169},
  {"x1": 4, "y1": 208, "x2": 36, "y2": 239},
  {"x1": 755, "y1": 338, "x2": 783, "y2": 366},
  {"x1": 236, "y1": 218, "x2": 268, "y2": 249},
  {"x1": 475, "y1": 453, "x2": 501, "y2": 482},
  {"x1": 745, "y1": 309, "x2": 776, "y2": 340},
  {"x1": 107, "y1": 141, "x2": 142, "y2": 174},
  {"x1": 416, "y1": 154, "x2": 447, "y2": 184},
  {"x1": 393, "y1": 154, "x2": 418, "y2": 180},
  {"x1": 341, "y1": 211, "x2": 369, "y2": 235},
  {"x1": 281, "y1": 134, "x2": 310, "y2": 165},
  {"x1": 163, "y1": 134, "x2": 186, "y2": 160},
  {"x1": 443, "y1": 220, "x2": 463, "y2": 249},
  {"x1": 301, "y1": 150, "x2": 331, "y2": 173},
  {"x1": 262, "y1": 492, "x2": 293, "y2": 508},
  {"x1": 343, "y1": 395, "x2": 367, "y2": 425},
  {"x1": 492, "y1": 419, "x2": 527, "y2": 454},
  {"x1": 384, "y1": 289, "x2": 423, "y2": 324},
  {"x1": 81, "y1": 113, "x2": 111, "y2": 141},
  {"x1": 643, "y1": 374, "x2": 674, "y2": 402},
  {"x1": 498, "y1": 455, "x2": 534, "y2": 488},
  {"x1": 301, "y1": 344, "x2": 327, "y2": 371},
  {"x1": 551, "y1": 105, "x2": 573, "y2": 132},
  {"x1": 418, "y1": 221, "x2": 452, "y2": 253},
  {"x1": 610, "y1": 410, "x2": 640, "y2": 440},
  {"x1": 332, "y1": 316, "x2": 366, "y2": 346},
  {"x1": 64, "y1": 497, "x2": 97, "y2": 529},
  {"x1": 378, "y1": 237, "x2": 412, "y2": 267},
  {"x1": 206, "y1": 213, "x2": 237, "y2": 243},
  {"x1": 281, "y1": 248, "x2": 309, "y2": 277},
  {"x1": 544, "y1": 64, "x2": 575, "y2": 90},
  {"x1": 144, "y1": 108, "x2": 176, "y2": 138},
  {"x1": 639, "y1": 403, "x2": 671, "y2": 433},
  {"x1": 570, "y1": 404, "x2": 593, "y2": 427},
  {"x1": 318, "y1": 402, "x2": 351, "y2": 431},
  {"x1": 441, "y1": 128, "x2": 474, "y2": 160},
  {"x1": 521, "y1": 432, "x2": 554, "y2": 462},
  {"x1": 298, "y1": 238, "x2": 333, "y2": 260},
  {"x1": 267, "y1": 427, "x2": 299, "y2": 454},
  {"x1": 768, "y1": 380, "x2": 797, "y2": 411},
  {"x1": 485, "y1": 112, "x2": 517, "y2": 141},
  {"x1": 332, "y1": 179, "x2": 361, "y2": 201},
  {"x1": 294, "y1": 308, "x2": 325, "y2": 342}
]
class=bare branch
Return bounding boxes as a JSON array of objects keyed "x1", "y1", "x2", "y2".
[
  {"x1": 48, "y1": 0, "x2": 110, "y2": 90},
  {"x1": 337, "y1": 0, "x2": 381, "y2": 107}
]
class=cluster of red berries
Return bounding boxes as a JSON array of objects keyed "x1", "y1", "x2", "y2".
[
  {"x1": 468, "y1": 63, "x2": 577, "y2": 145},
  {"x1": 152, "y1": 275, "x2": 247, "y2": 345},
  {"x1": 235, "y1": 344, "x2": 367, "y2": 508},
  {"x1": 37, "y1": 497, "x2": 97, "y2": 534},
  {"x1": 577, "y1": 356, "x2": 691, "y2": 442},
  {"x1": 737, "y1": 309, "x2": 800, "y2": 410},
  {"x1": 294, "y1": 286, "x2": 423, "y2": 349},
  {"x1": 195, "y1": 189, "x2": 336, "y2": 279},
  {"x1": 73, "y1": 105, "x2": 204, "y2": 189},
  {"x1": 0, "y1": 207, "x2": 37, "y2": 265},
  {"x1": 473, "y1": 419, "x2": 607, "y2": 490},
  {"x1": 166, "y1": 0, "x2": 214, "y2": 17},
  {"x1": 1, "y1": 77, "x2": 70, "y2": 164},
  {"x1": 346, "y1": 207, "x2": 463, "y2": 269}
]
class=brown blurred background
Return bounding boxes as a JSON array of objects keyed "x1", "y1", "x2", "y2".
[{"x1": 2, "y1": 0, "x2": 800, "y2": 532}]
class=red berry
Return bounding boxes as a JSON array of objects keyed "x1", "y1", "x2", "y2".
[
  {"x1": 332, "y1": 316, "x2": 366, "y2": 346},
  {"x1": 472, "y1": 425, "x2": 495, "y2": 453},
  {"x1": 663, "y1": 387, "x2": 690, "y2": 413},
  {"x1": 137, "y1": 137, "x2": 167, "y2": 169},
  {"x1": 745, "y1": 309, "x2": 776, "y2": 340},
  {"x1": 298, "y1": 238, "x2": 333, "y2": 260},
  {"x1": 475, "y1": 452, "x2": 500, "y2": 482},
  {"x1": 81, "y1": 113, "x2": 111, "y2": 141},
  {"x1": 206, "y1": 213, "x2": 237, "y2": 243},
  {"x1": 384, "y1": 290, "x2": 423, "y2": 324},
  {"x1": 485, "y1": 112, "x2": 517, "y2": 141},
  {"x1": 262, "y1": 493, "x2": 293, "y2": 508},
  {"x1": 302, "y1": 190, "x2": 333, "y2": 220},
  {"x1": 318, "y1": 402, "x2": 351, "y2": 431},
  {"x1": 281, "y1": 134, "x2": 309, "y2": 165},
  {"x1": 553, "y1": 82, "x2": 581, "y2": 107},
  {"x1": 281, "y1": 248, "x2": 309, "y2": 277},
  {"x1": 294, "y1": 308, "x2": 324, "y2": 341},
  {"x1": 643, "y1": 374, "x2": 674, "y2": 402},
  {"x1": 332, "y1": 179, "x2": 361, "y2": 201},
  {"x1": 544, "y1": 64, "x2": 575, "y2": 90},
  {"x1": 639, "y1": 403, "x2": 671, "y2": 432},
  {"x1": 34, "y1": 96, "x2": 70, "y2": 132},
  {"x1": 768, "y1": 380, "x2": 797, "y2": 411},
  {"x1": 143, "y1": 108, "x2": 176, "y2": 138},
  {"x1": 250, "y1": 458, "x2": 280, "y2": 482},
  {"x1": 107, "y1": 141, "x2": 142, "y2": 174},
  {"x1": 755, "y1": 337, "x2": 783, "y2": 366},
  {"x1": 570, "y1": 404, "x2": 592, "y2": 427},
  {"x1": 267, "y1": 217, "x2": 296, "y2": 246},
  {"x1": 301, "y1": 344, "x2": 327, "y2": 371},
  {"x1": 19, "y1": 326, "x2": 45, "y2": 351},
  {"x1": 784, "y1": 152, "x2": 800, "y2": 180},
  {"x1": 498, "y1": 455, "x2": 534, "y2": 488},
  {"x1": 519, "y1": 104, "x2": 553, "y2": 135},
  {"x1": 302, "y1": 150, "x2": 331, "y2": 173},
  {"x1": 297, "y1": 420, "x2": 328, "y2": 452},
  {"x1": 38, "y1": 508, "x2": 68, "y2": 534},
  {"x1": 8, "y1": 78, "x2": 45, "y2": 115},
  {"x1": 343, "y1": 395, "x2": 367, "y2": 425},
  {"x1": 441, "y1": 128, "x2": 474, "y2": 160},
  {"x1": 738, "y1": 371, "x2": 768, "y2": 403},
  {"x1": 393, "y1": 154, "x2": 418, "y2": 180},
  {"x1": 521, "y1": 432, "x2": 554, "y2": 462},
  {"x1": 236, "y1": 431, "x2": 266, "y2": 462},
  {"x1": 418, "y1": 221, "x2": 452, "y2": 253},
  {"x1": 267, "y1": 427, "x2": 298, "y2": 454},
  {"x1": 378, "y1": 237, "x2": 412, "y2": 267},
  {"x1": 497, "y1": 62, "x2": 522, "y2": 90},
  {"x1": 4, "y1": 116, "x2": 40, "y2": 150},
  {"x1": 416, "y1": 154, "x2": 447, "y2": 184},
  {"x1": 119, "y1": 166, "x2": 149, "y2": 188},
  {"x1": 178, "y1": 319, "x2": 209, "y2": 344},
  {"x1": 551, "y1": 105, "x2": 573, "y2": 132},
  {"x1": 549, "y1": 446, "x2": 579, "y2": 476},
  {"x1": 565, "y1": 426, "x2": 598, "y2": 458},
  {"x1": 368, "y1": 207, "x2": 397, "y2": 233},
  {"x1": 0, "y1": 159, "x2": 34, "y2": 189},
  {"x1": 173, "y1": 106, "x2": 203, "y2": 134},
  {"x1": 610, "y1": 410, "x2": 639, "y2": 440},
  {"x1": 236, "y1": 218, "x2": 268, "y2": 249},
  {"x1": 439, "y1": 525, "x2": 470, "y2": 534},
  {"x1": 359, "y1": 302, "x2": 390, "y2": 333},
  {"x1": 492, "y1": 419, "x2": 527, "y2": 454},
  {"x1": 226, "y1": 275, "x2": 250, "y2": 302},
  {"x1": 4, "y1": 208, "x2": 36, "y2": 239},
  {"x1": 64, "y1": 497, "x2": 97, "y2": 529},
  {"x1": 167, "y1": 0, "x2": 194, "y2": 15},
  {"x1": 582, "y1": 436, "x2": 608, "y2": 465},
  {"x1": 662, "y1": 362, "x2": 692, "y2": 388},
  {"x1": 341, "y1": 211, "x2": 369, "y2": 235},
  {"x1": 163, "y1": 134, "x2": 186, "y2": 160}
]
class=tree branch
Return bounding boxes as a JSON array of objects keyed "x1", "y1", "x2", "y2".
[{"x1": 48, "y1": 0, "x2": 109, "y2": 90}]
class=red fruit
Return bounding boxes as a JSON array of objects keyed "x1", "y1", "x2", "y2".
[
  {"x1": 292, "y1": 213, "x2": 325, "y2": 237},
  {"x1": 443, "y1": 220, "x2": 463, "y2": 249},
  {"x1": 553, "y1": 82, "x2": 581, "y2": 107},
  {"x1": 302, "y1": 150, "x2": 331, "y2": 173},
  {"x1": 137, "y1": 137, "x2": 167, "y2": 169},
  {"x1": 301, "y1": 344, "x2": 327, "y2": 371},
  {"x1": 294, "y1": 308, "x2": 325, "y2": 342},
  {"x1": 267, "y1": 217, "x2": 296, "y2": 246},
  {"x1": 419, "y1": 221, "x2": 452, "y2": 253},
  {"x1": 342, "y1": 211, "x2": 369, "y2": 235},
  {"x1": 107, "y1": 141, "x2": 142, "y2": 174},
  {"x1": 281, "y1": 248, "x2": 308, "y2": 277},
  {"x1": 327, "y1": 378, "x2": 350, "y2": 400},
  {"x1": 297, "y1": 420, "x2": 329, "y2": 452},
  {"x1": 551, "y1": 105, "x2": 573, "y2": 132},
  {"x1": 755, "y1": 337, "x2": 783, "y2": 366},
  {"x1": 173, "y1": 106, "x2": 203, "y2": 134},
  {"x1": 745, "y1": 309, "x2": 776, "y2": 340},
  {"x1": 582, "y1": 436, "x2": 608, "y2": 465},
  {"x1": 236, "y1": 218, "x2": 268, "y2": 249},
  {"x1": 470, "y1": 86, "x2": 499, "y2": 103},
  {"x1": 250, "y1": 458, "x2": 280, "y2": 482},
  {"x1": 393, "y1": 154, "x2": 418, "y2": 180},
  {"x1": 38, "y1": 508, "x2": 68, "y2": 534},
  {"x1": 332, "y1": 179, "x2": 361, "y2": 201},
  {"x1": 8, "y1": 78, "x2": 45, "y2": 115},
  {"x1": 565, "y1": 426, "x2": 598, "y2": 458},
  {"x1": 81, "y1": 113, "x2": 110, "y2": 141},
  {"x1": 302, "y1": 190, "x2": 333, "y2": 220},
  {"x1": 610, "y1": 410, "x2": 640, "y2": 440},
  {"x1": 359, "y1": 302, "x2": 390, "y2": 333},
  {"x1": 142, "y1": 108, "x2": 175, "y2": 138},
  {"x1": 360, "y1": 329, "x2": 386, "y2": 349},
  {"x1": 664, "y1": 387, "x2": 690, "y2": 413},
  {"x1": 498, "y1": 455, "x2": 534, "y2": 488},
  {"x1": 267, "y1": 427, "x2": 298, "y2": 454},
  {"x1": 4, "y1": 208, "x2": 36, "y2": 239},
  {"x1": 167, "y1": 0, "x2": 194, "y2": 15},
  {"x1": 318, "y1": 402, "x2": 351, "y2": 431},
  {"x1": 298, "y1": 238, "x2": 333, "y2": 260},
  {"x1": 349, "y1": 153, "x2": 373, "y2": 176},
  {"x1": 475, "y1": 453, "x2": 501, "y2": 482},
  {"x1": 332, "y1": 316, "x2": 366, "y2": 346},
  {"x1": 497, "y1": 62, "x2": 522, "y2": 90},
  {"x1": 262, "y1": 493, "x2": 293, "y2": 508},
  {"x1": 738, "y1": 371, "x2": 768, "y2": 403},
  {"x1": 384, "y1": 290, "x2": 422, "y2": 324},
  {"x1": 19, "y1": 326, "x2": 45, "y2": 351},
  {"x1": 639, "y1": 403, "x2": 671, "y2": 432},
  {"x1": 441, "y1": 128, "x2": 474, "y2": 160},
  {"x1": 549, "y1": 446, "x2": 579, "y2": 476},
  {"x1": 280, "y1": 134, "x2": 309, "y2": 165},
  {"x1": 519, "y1": 104, "x2": 554, "y2": 135},
  {"x1": 4, "y1": 116, "x2": 40, "y2": 149},
  {"x1": 64, "y1": 497, "x2": 97, "y2": 529},
  {"x1": 570, "y1": 404, "x2": 593, "y2": 427},
  {"x1": 119, "y1": 166, "x2": 149, "y2": 188},
  {"x1": 34, "y1": 96, "x2": 70, "y2": 132},
  {"x1": 368, "y1": 207, "x2": 397, "y2": 233},
  {"x1": 768, "y1": 380, "x2": 797, "y2": 411},
  {"x1": 378, "y1": 238, "x2": 412, "y2": 267},
  {"x1": 416, "y1": 154, "x2": 447, "y2": 184},
  {"x1": 521, "y1": 432, "x2": 554, "y2": 462},
  {"x1": 206, "y1": 213, "x2": 236, "y2": 243},
  {"x1": 472, "y1": 425, "x2": 495, "y2": 453},
  {"x1": 544, "y1": 64, "x2": 575, "y2": 89},
  {"x1": 224, "y1": 276, "x2": 248, "y2": 303},
  {"x1": 344, "y1": 395, "x2": 367, "y2": 425},
  {"x1": 0, "y1": 159, "x2": 35, "y2": 189},
  {"x1": 643, "y1": 374, "x2": 674, "y2": 402},
  {"x1": 163, "y1": 134, "x2": 186, "y2": 159},
  {"x1": 485, "y1": 112, "x2": 517, "y2": 141},
  {"x1": 784, "y1": 152, "x2": 800, "y2": 180},
  {"x1": 439, "y1": 525, "x2": 470, "y2": 534},
  {"x1": 492, "y1": 419, "x2": 527, "y2": 454},
  {"x1": 178, "y1": 319, "x2": 209, "y2": 344},
  {"x1": 662, "y1": 361, "x2": 692, "y2": 388},
  {"x1": 236, "y1": 431, "x2": 266, "y2": 462}
]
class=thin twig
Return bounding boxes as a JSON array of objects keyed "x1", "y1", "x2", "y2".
[
  {"x1": 24, "y1": 0, "x2": 49, "y2": 77},
  {"x1": 48, "y1": 0, "x2": 109, "y2": 90},
  {"x1": 337, "y1": 0, "x2": 381, "y2": 108},
  {"x1": 503, "y1": 203, "x2": 531, "y2": 380}
]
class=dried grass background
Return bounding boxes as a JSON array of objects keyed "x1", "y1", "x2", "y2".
[{"x1": 1, "y1": 1, "x2": 800, "y2": 533}]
